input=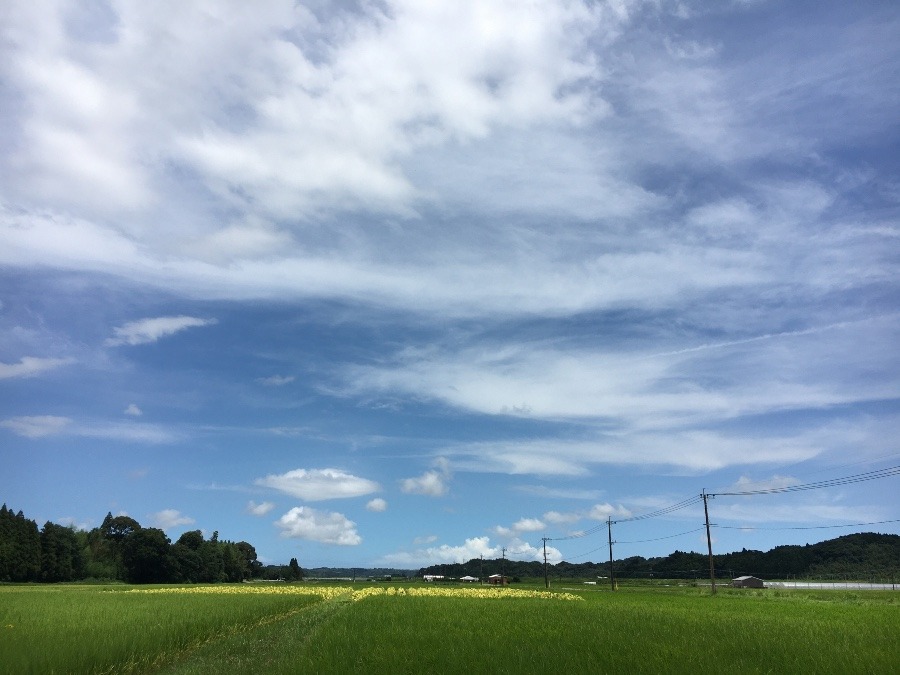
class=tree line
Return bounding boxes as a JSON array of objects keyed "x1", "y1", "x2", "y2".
[
  {"x1": 0, "y1": 504, "x2": 304, "y2": 584},
  {"x1": 418, "y1": 533, "x2": 900, "y2": 581}
]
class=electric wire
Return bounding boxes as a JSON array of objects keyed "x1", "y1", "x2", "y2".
[
  {"x1": 615, "y1": 526, "x2": 708, "y2": 545},
  {"x1": 715, "y1": 518, "x2": 900, "y2": 532},
  {"x1": 710, "y1": 465, "x2": 900, "y2": 496}
]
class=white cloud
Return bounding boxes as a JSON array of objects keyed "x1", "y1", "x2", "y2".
[
  {"x1": 256, "y1": 375, "x2": 295, "y2": 386},
  {"x1": 124, "y1": 404, "x2": 142, "y2": 416},
  {"x1": 543, "y1": 510, "x2": 582, "y2": 525},
  {"x1": 106, "y1": 316, "x2": 217, "y2": 346},
  {"x1": 151, "y1": 509, "x2": 195, "y2": 531},
  {"x1": 56, "y1": 516, "x2": 92, "y2": 531},
  {"x1": 728, "y1": 475, "x2": 800, "y2": 493},
  {"x1": 380, "y1": 535, "x2": 562, "y2": 567},
  {"x1": 400, "y1": 457, "x2": 452, "y2": 496},
  {"x1": 381, "y1": 536, "x2": 497, "y2": 566},
  {"x1": 275, "y1": 506, "x2": 361, "y2": 545},
  {"x1": 400, "y1": 470, "x2": 449, "y2": 497},
  {"x1": 587, "y1": 503, "x2": 633, "y2": 521},
  {"x1": 256, "y1": 468, "x2": 380, "y2": 501},
  {"x1": 495, "y1": 517, "x2": 546, "y2": 537},
  {"x1": 247, "y1": 500, "x2": 275, "y2": 516},
  {"x1": 0, "y1": 415, "x2": 71, "y2": 438},
  {"x1": 366, "y1": 498, "x2": 388, "y2": 512},
  {"x1": 0, "y1": 356, "x2": 74, "y2": 379}
]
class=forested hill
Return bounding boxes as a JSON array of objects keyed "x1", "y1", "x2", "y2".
[{"x1": 418, "y1": 533, "x2": 900, "y2": 581}]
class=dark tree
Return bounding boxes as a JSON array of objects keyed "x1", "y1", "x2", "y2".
[
  {"x1": 122, "y1": 527, "x2": 173, "y2": 584},
  {"x1": 0, "y1": 504, "x2": 41, "y2": 582},
  {"x1": 171, "y1": 543, "x2": 203, "y2": 583},
  {"x1": 287, "y1": 557, "x2": 303, "y2": 581},
  {"x1": 176, "y1": 530, "x2": 205, "y2": 550},
  {"x1": 40, "y1": 522, "x2": 83, "y2": 582},
  {"x1": 101, "y1": 514, "x2": 141, "y2": 542}
]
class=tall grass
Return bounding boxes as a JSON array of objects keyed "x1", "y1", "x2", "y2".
[
  {"x1": 3, "y1": 584, "x2": 897, "y2": 674},
  {"x1": 282, "y1": 587, "x2": 900, "y2": 674},
  {"x1": 0, "y1": 584, "x2": 323, "y2": 674}
]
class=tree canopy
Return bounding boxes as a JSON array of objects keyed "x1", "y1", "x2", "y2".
[{"x1": 0, "y1": 504, "x2": 278, "y2": 584}]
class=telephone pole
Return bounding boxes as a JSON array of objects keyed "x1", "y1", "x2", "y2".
[
  {"x1": 542, "y1": 538, "x2": 550, "y2": 589},
  {"x1": 501, "y1": 547, "x2": 506, "y2": 584},
  {"x1": 607, "y1": 517, "x2": 616, "y2": 591},
  {"x1": 702, "y1": 489, "x2": 716, "y2": 595}
]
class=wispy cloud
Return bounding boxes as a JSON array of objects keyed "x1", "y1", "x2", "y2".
[
  {"x1": 106, "y1": 316, "x2": 217, "y2": 346},
  {"x1": 123, "y1": 404, "x2": 143, "y2": 417},
  {"x1": 256, "y1": 374, "x2": 295, "y2": 386},
  {"x1": 0, "y1": 356, "x2": 74, "y2": 379},
  {"x1": 0, "y1": 415, "x2": 71, "y2": 438},
  {"x1": 256, "y1": 468, "x2": 380, "y2": 501},
  {"x1": 0, "y1": 415, "x2": 177, "y2": 443}
]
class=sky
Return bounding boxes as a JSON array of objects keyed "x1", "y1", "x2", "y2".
[{"x1": 1, "y1": 0, "x2": 898, "y2": 571}]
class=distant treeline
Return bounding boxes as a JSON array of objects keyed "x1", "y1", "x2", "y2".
[
  {"x1": 0, "y1": 504, "x2": 303, "y2": 584},
  {"x1": 418, "y1": 533, "x2": 900, "y2": 581}
]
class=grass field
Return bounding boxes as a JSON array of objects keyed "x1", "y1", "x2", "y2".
[{"x1": 1, "y1": 581, "x2": 897, "y2": 674}]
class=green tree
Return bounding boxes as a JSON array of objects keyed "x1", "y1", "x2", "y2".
[
  {"x1": 236, "y1": 541, "x2": 262, "y2": 579},
  {"x1": 171, "y1": 543, "x2": 203, "y2": 583}
]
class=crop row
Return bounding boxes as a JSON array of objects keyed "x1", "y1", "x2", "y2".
[{"x1": 127, "y1": 584, "x2": 583, "y2": 602}]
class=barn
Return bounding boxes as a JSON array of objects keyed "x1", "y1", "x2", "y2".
[
  {"x1": 732, "y1": 575, "x2": 765, "y2": 589},
  {"x1": 487, "y1": 574, "x2": 509, "y2": 585}
]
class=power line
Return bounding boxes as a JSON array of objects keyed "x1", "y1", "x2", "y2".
[
  {"x1": 616, "y1": 526, "x2": 708, "y2": 544},
  {"x1": 715, "y1": 518, "x2": 900, "y2": 532},
  {"x1": 614, "y1": 495, "x2": 703, "y2": 523},
  {"x1": 710, "y1": 465, "x2": 900, "y2": 497},
  {"x1": 547, "y1": 495, "x2": 704, "y2": 542},
  {"x1": 564, "y1": 527, "x2": 708, "y2": 559}
]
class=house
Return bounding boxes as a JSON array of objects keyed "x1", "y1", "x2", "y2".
[
  {"x1": 487, "y1": 574, "x2": 509, "y2": 585},
  {"x1": 732, "y1": 575, "x2": 765, "y2": 589},
  {"x1": 460, "y1": 575, "x2": 478, "y2": 582}
]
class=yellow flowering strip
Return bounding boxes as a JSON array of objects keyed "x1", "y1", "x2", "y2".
[
  {"x1": 127, "y1": 585, "x2": 350, "y2": 601},
  {"x1": 127, "y1": 584, "x2": 582, "y2": 602},
  {"x1": 350, "y1": 586, "x2": 582, "y2": 602}
]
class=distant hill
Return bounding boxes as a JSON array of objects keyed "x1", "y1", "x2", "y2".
[{"x1": 418, "y1": 533, "x2": 900, "y2": 581}]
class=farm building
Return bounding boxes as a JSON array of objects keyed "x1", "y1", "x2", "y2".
[
  {"x1": 732, "y1": 575, "x2": 765, "y2": 589},
  {"x1": 487, "y1": 574, "x2": 509, "y2": 585},
  {"x1": 460, "y1": 576, "x2": 478, "y2": 582}
]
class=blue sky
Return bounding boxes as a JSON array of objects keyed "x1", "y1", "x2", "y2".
[{"x1": 1, "y1": 0, "x2": 898, "y2": 570}]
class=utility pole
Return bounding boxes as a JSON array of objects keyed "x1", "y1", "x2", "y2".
[
  {"x1": 501, "y1": 547, "x2": 506, "y2": 585},
  {"x1": 542, "y1": 538, "x2": 549, "y2": 589},
  {"x1": 702, "y1": 489, "x2": 716, "y2": 595},
  {"x1": 607, "y1": 517, "x2": 616, "y2": 591},
  {"x1": 480, "y1": 555, "x2": 484, "y2": 584}
]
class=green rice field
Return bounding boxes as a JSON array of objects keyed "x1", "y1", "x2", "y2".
[{"x1": 1, "y1": 581, "x2": 897, "y2": 674}]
